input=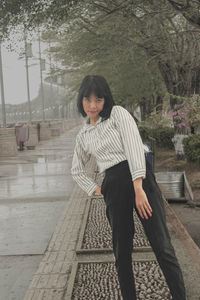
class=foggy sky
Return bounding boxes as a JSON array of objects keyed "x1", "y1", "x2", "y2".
[{"x1": 0, "y1": 41, "x2": 48, "y2": 105}]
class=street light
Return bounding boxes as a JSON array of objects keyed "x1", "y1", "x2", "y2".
[
  {"x1": 0, "y1": 42, "x2": 6, "y2": 127},
  {"x1": 24, "y1": 28, "x2": 33, "y2": 124},
  {"x1": 38, "y1": 29, "x2": 45, "y2": 122}
]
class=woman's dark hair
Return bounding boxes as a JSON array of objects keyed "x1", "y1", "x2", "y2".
[{"x1": 77, "y1": 75, "x2": 115, "y2": 120}]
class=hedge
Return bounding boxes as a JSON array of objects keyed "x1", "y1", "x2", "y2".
[
  {"x1": 183, "y1": 134, "x2": 200, "y2": 164},
  {"x1": 139, "y1": 125, "x2": 174, "y2": 149}
]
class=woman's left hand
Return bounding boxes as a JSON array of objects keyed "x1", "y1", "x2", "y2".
[
  {"x1": 135, "y1": 188, "x2": 152, "y2": 219},
  {"x1": 94, "y1": 186, "x2": 103, "y2": 196}
]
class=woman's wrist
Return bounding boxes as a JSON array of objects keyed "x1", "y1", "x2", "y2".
[{"x1": 133, "y1": 177, "x2": 143, "y2": 193}]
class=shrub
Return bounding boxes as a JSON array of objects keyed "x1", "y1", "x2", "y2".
[
  {"x1": 183, "y1": 134, "x2": 200, "y2": 164},
  {"x1": 138, "y1": 126, "x2": 152, "y2": 141},
  {"x1": 139, "y1": 125, "x2": 174, "y2": 149}
]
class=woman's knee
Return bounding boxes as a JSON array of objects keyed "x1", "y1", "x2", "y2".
[{"x1": 154, "y1": 241, "x2": 178, "y2": 265}]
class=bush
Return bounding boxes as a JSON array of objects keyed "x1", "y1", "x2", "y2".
[
  {"x1": 139, "y1": 125, "x2": 174, "y2": 149},
  {"x1": 183, "y1": 134, "x2": 200, "y2": 164},
  {"x1": 138, "y1": 126, "x2": 152, "y2": 141}
]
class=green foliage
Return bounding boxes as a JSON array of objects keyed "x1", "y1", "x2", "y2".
[
  {"x1": 166, "y1": 0, "x2": 200, "y2": 29},
  {"x1": 138, "y1": 126, "x2": 152, "y2": 141},
  {"x1": 139, "y1": 125, "x2": 174, "y2": 149},
  {"x1": 2, "y1": 0, "x2": 200, "y2": 118},
  {"x1": 41, "y1": 12, "x2": 166, "y2": 109},
  {"x1": 152, "y1": 127, "x2": 174, "y2": 149},
  {"x1": 139, "y1": 98, "x2": 173, "y2": 128},
  {"x1": 0, "y1": 0, "x2": 78, "y2": 39},
  {"x1": 183, "y1": 134, "x2": 200, "y2": 164}
]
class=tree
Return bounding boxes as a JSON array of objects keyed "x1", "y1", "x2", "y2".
[
  {"x1": 42, "y1": 11, "x2": 166, "y2": 114},
  {"x1": 1, "y1": 0, "x2": 200, "y2": 128},
  {"x1": 166, "y1": 0, "x2": 200, "y2": 29}
]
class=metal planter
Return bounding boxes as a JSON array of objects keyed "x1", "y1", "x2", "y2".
[{"x1": 155, "y1": 172, "x2": 184, "y2": 200}]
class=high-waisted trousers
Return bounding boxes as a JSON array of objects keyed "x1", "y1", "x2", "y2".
[{"x1": 100, "y1": 158, "x2": 186, "y2": 300}]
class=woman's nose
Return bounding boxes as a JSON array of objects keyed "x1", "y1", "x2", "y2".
[{"x1": 89, "y1": 101, "x2": 97, "y2": 108}]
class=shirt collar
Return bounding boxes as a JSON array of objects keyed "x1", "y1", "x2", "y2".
[
  {"x1": 85, "y1": 116, "x2": 102, "y2": 125},
  {"x1": 82, "y1": 116, "x2": 103, "y2": 133}
]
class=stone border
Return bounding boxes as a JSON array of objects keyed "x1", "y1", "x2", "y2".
[
  {"x1": 23, "y1": 156, "x2": 97, "y2": 300},
  {"x1": 165, "y1": 199, "x2": 200, "y2": 273}
]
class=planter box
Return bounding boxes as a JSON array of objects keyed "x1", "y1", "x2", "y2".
[
  {"x1": 40, "y1": 123, "x2": 51, "y2": 140},
  {"x1": 25, "y1": 127, "x2": 38, "y2": 147},
  {"x1": 51, "y1": 128, "x2": 60, "y2": 136},
  {"x1": 0, "y1": 128, "x2": 17, "y2": 156},
  {"x1": 155, "y1": 171, "x2": 194, "y2": 204},
  {"x1": 155, "y1": 172, "x2": 185, "y2": 200}
]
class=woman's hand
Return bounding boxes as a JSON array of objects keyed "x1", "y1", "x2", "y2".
[
  {"x1": 94, "y1": 186, "x2": 103, "y2": 195},
  {"x1": 135, "y1": 188, "x2": 152, "y2": 219},
  {"x1": 133, "y1": 177, "x2": 152, "y2": 219}
]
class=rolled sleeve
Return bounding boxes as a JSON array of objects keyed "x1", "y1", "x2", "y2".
[
  {"x1": 71, "y1": 134, "x2": 99, "y2": 196},
  {"x1": 112, "y1": 106, "x2": 146, "y2": 181}
]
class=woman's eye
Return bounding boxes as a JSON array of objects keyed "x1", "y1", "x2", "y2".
[{"x1": 97, "y1": 98, "x2": 102, "y2": 102}]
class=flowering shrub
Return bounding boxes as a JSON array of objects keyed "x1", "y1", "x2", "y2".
[{"x1": 170, "y1": 94, "x2": 200, "y2": 133}]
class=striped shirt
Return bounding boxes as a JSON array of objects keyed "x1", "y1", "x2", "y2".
[{"x1": 71, "y1": 105, "x2": 146, "y2": 196}]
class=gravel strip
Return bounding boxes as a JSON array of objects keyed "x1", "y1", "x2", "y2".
[
  {"x1": 71, "y1": 261, "x2": 172, "y2": 300},
  {"x1": 82, "y1": 198, "x2": 150, "y2": 250}
]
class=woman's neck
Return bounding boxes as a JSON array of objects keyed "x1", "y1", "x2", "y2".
[{"x1": 89, "y1": 116, "x2": 100, "y2": 125}]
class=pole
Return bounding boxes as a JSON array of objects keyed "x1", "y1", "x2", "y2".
[
  {"x1": 24, "y1": 30, "x2": 32, "y2": 124},
  {"x1": 0, "y1": 42, "x2": 6, "y2": 127},
  {"x1": 38, "y1": 29, "x2": 45, "y2": 122},
  {"x1": 48, "y1": 40, "x2": 54, "y2": 95}
]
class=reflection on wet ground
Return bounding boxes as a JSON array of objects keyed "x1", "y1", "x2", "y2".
[
  {"x1": 0, "y1": 128, "x2": 80, "y2": 200},
  {"x1": 0, "y1": 201, "x2": 67, "y2": 255}
]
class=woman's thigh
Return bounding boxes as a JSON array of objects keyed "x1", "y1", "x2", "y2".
[
  {"x1": 106, "y1": 199, "x2": 134, "y2": 256},
  {"x1": 102, "y1": 169, "x2": 135, "y2": 252},
  {"x1": 102, "y1": 165, "x2": 134, "y2": 205}
]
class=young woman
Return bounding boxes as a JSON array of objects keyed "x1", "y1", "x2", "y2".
[{"x1": 71, "y1": 75, "x2": 186, "y2": 300}]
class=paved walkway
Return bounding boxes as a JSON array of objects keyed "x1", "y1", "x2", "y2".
[
  {"x1": 18, "y1": 125, "x2": 200, "y2": 300},
  {"x1": 0, "y1": 122, "x2": 81, "y2": 300}
]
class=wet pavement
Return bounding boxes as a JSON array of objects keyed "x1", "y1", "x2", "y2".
[{"x1": 0, "y1": 124, "x2": 82, "y2": 300}]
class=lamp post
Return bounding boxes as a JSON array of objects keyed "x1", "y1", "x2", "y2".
[
  {"x1": 48, "y1": 40, "x2": 54, "y2": 95},
  {"x1": 24, "y1": 29, "x2": 32, "y2": 124},
  {"x1": 38, "y1": 29, "x2": 45, "y2": 122},
  {"x1": 0, "y1": 42, "x2": 6, "y2": 127}
]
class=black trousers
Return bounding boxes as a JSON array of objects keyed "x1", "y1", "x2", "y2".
[{"x1": 101, "y1": 158, "x2": 186, "y2": 300}]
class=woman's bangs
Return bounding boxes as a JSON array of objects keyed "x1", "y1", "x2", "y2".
[{"x1": 83, "y1": 82, "x2": 104, "y2": 99}]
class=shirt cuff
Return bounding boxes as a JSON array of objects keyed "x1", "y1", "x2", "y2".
[
  {"x1": 88, "y1": 183, "x2": 99, "y2": 196},
  {"x1": 131, "y1": 169, "x2": 146, "y2": 182}
]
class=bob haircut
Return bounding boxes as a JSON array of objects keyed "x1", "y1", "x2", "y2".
[{"x1": 77, "y1": 75, "x2": 115, "y2": 121}]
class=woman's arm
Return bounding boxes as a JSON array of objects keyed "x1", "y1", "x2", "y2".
[
  {"x1": 112, "y1": 106, "x2": 146, "y2": 182},
  {"x1": 112, "y1": 106, "x2": 152, "y2": 219},
  {"x1": 71, "y1": 134, "x2": 99, "y2": 196}
]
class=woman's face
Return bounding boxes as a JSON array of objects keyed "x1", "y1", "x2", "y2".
[{"x1": 82, "y1": 93, "x2": 105, "y2": 120}]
